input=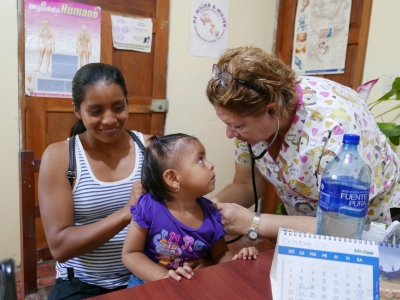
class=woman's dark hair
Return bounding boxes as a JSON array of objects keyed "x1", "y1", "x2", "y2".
[
  {"x1": 70, "y1": 63, "x2": 128, "y2": 136},
  {"x1": 142, "y1": 134, "x2": 199, "y2": 201}
]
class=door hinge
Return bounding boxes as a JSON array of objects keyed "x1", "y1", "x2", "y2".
[{"x1": 150, "y1": 99, "x2": 169, "y2": 112}]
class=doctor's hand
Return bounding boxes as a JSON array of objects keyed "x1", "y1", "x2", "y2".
[{"x1": 212, "y1": 202, "x2": 254, "y2": 236}]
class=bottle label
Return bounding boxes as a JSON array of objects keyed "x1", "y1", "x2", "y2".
[{"x1": 318, "y1": 178, "x2": 369, "y2": 218}]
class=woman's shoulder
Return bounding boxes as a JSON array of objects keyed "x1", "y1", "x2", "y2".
[
  {"x1": 42, "y1": 140, "x2": 69, "y2": 162},
  {"x1": 127, "y1": 130, "x2": 152, "y2": 147},
  {"x1": 40, "y1": 140, "x2": 70, "y2": 179},
  {"x1": 298, "y1": 76, "x2": 334, "y2": 90}
]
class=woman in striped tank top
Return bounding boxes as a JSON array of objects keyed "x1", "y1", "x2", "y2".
[{"x1": 38, "y1": 63, "x2": 152, "y2": 299}]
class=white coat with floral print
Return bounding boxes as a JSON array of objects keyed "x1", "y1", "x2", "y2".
[{"x1": 234, "y1": 76, "x2": 400, "y2": 225}]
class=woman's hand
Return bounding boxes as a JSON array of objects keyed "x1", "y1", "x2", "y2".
[
  {"x1": 163, "y1": 266, "x2": 194, "y2": 282},
  {"x1": 212, "y1": 202, "x2": 254, "y2": 236},
  {"x1": 183, "y1": 257, "x2": 213, "y2": 270},
  {"x1": 232, "y1": 247, "x2": 258, "y2": 260},
  {"x1": 124, "y1": 181, "x2": 146, "y2": 219},
  {"x1": 130, "y1": 180, "x2": 146, "y2": 206}
]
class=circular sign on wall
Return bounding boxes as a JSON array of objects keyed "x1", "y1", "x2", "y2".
[{"x1": 192, "y1": 3, "x2": 228, "y2": 45}]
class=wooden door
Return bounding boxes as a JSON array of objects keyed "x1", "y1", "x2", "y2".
[
  {"x1": 18, "y1": 0, "x2": 169, "y2": 252},
  {"x1": 262, "y1": 0, "x2": 373, "y2": 214}
]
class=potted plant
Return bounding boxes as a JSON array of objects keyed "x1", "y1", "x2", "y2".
[{"x1": 357, "y1": 77, "x2": 400, "y2": 146}]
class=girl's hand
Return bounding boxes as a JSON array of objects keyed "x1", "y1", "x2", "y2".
[
  {"x1": 163, "y1": 266, "x2": 194, "y2": 282},
  {"x1": 232, "y1": 247, "x2": 259, "y2": 260}
]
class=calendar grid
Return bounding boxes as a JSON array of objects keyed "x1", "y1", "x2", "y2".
[
  {"x1": 272, "y1": 228, "x2": 380, "y2": 300},
  {"x1": 278, "y1": 246, "x2": 380, "y2": 299}
]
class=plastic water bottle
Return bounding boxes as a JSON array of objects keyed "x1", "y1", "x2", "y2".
[{"x1": 316, "y1": 134, "x2": 371, "y2": 239}]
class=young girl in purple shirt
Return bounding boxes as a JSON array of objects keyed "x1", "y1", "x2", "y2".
[{"x1": 122, "y1": 134, "x2": 258, "y2": 287}]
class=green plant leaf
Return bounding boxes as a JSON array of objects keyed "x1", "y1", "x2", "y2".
[
  {"x1": 377, "y1": 122, "x2": 400, "y2": 135},
  {"x1": 378, "y1": 77, "x2": 400, "y2": 101},
  {"x1": 366, "y1": 77, "x2": 400, "y2": 145},
  {"x1": 389, "y1": 136, "x2": 400, "y2": 146}
]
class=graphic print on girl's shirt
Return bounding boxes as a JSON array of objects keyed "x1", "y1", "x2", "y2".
[
  {"x1": 153, "y1": 229, "x2": 207, "y2": 268},
  {"x1": 132, "y1": 194, "x2": 226, "y2": 269}
]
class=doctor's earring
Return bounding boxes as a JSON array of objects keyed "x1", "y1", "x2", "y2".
[{"x1": 176, "y1": 185, "x2": 180, "y2": 192}]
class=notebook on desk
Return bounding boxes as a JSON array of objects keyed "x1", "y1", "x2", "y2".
[{"x1": 270, "y1": 228, "x2": 400, "y2": 300}]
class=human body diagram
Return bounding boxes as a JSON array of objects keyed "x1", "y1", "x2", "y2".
[
  {"x1": 76, "y1": 25, "x2": 92, "y2": 67},
  {"x1": 35, "y1": 20, "x2": 55, "y2": 73},
  {"x1": 293, "y1": 0, "x2": 351, "y2": 72}
]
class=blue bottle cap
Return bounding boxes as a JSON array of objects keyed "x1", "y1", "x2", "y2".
[{"x1": 342, "y1": 134, "x2": 360, "y2": 144}]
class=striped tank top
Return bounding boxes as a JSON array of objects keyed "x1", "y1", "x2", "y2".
[{"x1": 55, "y1": 131, "x2": 144, "y2": 289}]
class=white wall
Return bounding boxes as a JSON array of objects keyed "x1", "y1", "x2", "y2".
[
  {"x1": 0, "y1": 0, "x2": 20, "y2": 262},
  {"x1": 362, "y1": 0, "x2": 400, "y2": 157},
  {"x1": 1, "y1": 0, "x2": 398, "y2": 264},
  {"x1": 166, "y1": 0, "x2": 276, "y2": 198}
]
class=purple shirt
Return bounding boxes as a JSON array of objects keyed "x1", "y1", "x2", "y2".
[{"x1": 131, "y1": 193, "x2": 226, "y2": 269}]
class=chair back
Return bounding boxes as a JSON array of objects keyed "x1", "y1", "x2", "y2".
[{"x1": 19, "y1": 150, "x2": 53, "y2": 298}]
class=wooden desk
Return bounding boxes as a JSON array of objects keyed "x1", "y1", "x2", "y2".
[{"x1": 90, "y1": 249, "x2": 275, "y2": 300}]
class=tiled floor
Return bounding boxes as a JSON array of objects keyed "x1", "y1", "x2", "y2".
[
  {"x1": 37, "y1": 286, "x2": 53, "y2": 300},
  {"x1": 15, "y1": 260, "x2": 56, "y2": 300}
]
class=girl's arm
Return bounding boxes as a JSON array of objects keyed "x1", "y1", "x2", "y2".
[
  {"x1": 122, "y1": 220, "x2": 194, "y2": 282},
  {"x1": 209, "y1": 238, "x2": 258, "y2": 264},
  {"x1": 38, "y1": 141, "x2": 135, "y2": 262}
]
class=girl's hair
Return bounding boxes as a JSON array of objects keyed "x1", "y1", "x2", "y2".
[
  {"x1": 142, "y1": 134, "x2": 199, "y2": 201},
  {"x1": 70, "y1": 63, "x2": 128, "y2": 136},
  {"x1": 206, "y1": 46, "x2": 299, "y2": 119}
]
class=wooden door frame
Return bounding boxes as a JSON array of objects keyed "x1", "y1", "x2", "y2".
[
  {"x1": 18, "y1": 0, "x2": 26, "y2": 149},
  {"x1": 274, "y1": 0, "x2": 373, "y2": 89}
]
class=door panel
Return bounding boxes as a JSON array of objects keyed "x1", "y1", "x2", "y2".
[{"x1": 20, "y1": 0, "x2": 169, "y2": 252}]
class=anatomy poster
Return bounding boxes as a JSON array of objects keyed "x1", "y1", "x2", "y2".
[
  {"x1": 111, "y1": 14, "x2": 153, "y2": 53},
  {"x1": 291, "y1": 0, "x2": 352, "y2": 75},
  {"x1": 190, "y1": 0, "x2": 229, "y2": 58},
  {"x1": 25, "y1": 0, "x2": 101, "y2": 98}
]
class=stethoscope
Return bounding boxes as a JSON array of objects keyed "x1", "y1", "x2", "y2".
[
  {"x1": 247, "y1": 114, "x2": 280, "y2": 160},
  {"x1": 226, "y1": 114, "x2": 280, "y2": 244}
]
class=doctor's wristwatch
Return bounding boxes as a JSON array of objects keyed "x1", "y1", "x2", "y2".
[{"x1": 247, "y1": 212, "x2": 261, "y2": 240}]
